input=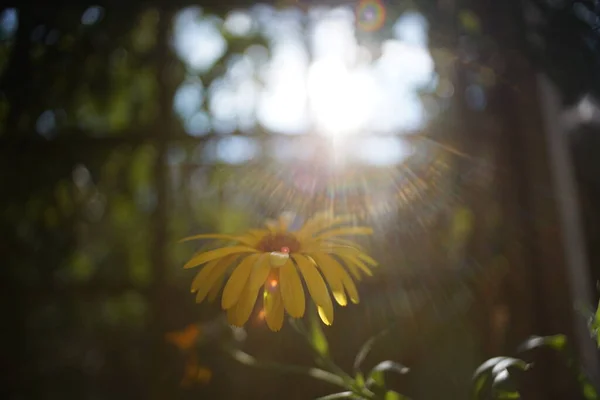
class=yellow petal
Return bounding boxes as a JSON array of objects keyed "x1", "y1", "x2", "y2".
[
  {"x1": 234, "y1": 284, "x2": 259, "y2": 327},
  {"x1": 296, "y1": 214, "x2": 355, "y2": 240},
  {"x1": 264, "y1": 289, "x2": 284, "y2": 331},
  {"x1": 221, "y1": 254, "x2": 261, "y2": 309},
  {"x1": 313, "y1": 252, "x2": 359, "y2": 304},
  {"x1": 337, "y1": 265, "x2": 360, "y2": 304},
  {"x1": 208, "y1": 273, "x2": 226, "y2": 303},
  {"x1": 300, "y1": 244, "x2": 362, "y2": 255},
  {"x1": 337, "y1": 254, "x2": 373, "y2": 278},
  {"x1": 226, "y1": 304, "x2": 239, "y2": 326},
  {"x1": 308, "y1": 253, "x2": 347, "y2": 306},
  {"x1": 179, "y1": 233, "x2": 256, "y2": 246},
  {"x1": 269, "y1": 251, "x2": 289, "y2": 267},
  {"x1": 315, "y1": 227, "x2": 373, "y2": 241},
  {"x1": 194, "y1": 255, "x2": 238, "y2": 303},
  {"x1": 190, "y1": 259, "x2": 220, "y2": 293},
  {"x1": 292, "y1": 254, "x2": 333, "y2": 324},
  {"x1": 323, "y1": 237, "x2": 366, "y2": 250},
  {"x1": 184, "y1": 246, "x2": 258, "y2": 269},
  {"x1": 357, "y1": 251, "x2": 378, "y2": 267},
  {"x1": 279, "y1": 260, "x2": 305, "y2": 318},
  {"x1": 318, "y1": 305, "x2": 333, "y2": 326},
  {"x1": 323, "y1": 246, "x2": 378, "y2": 269},
  {"x1": 234, "y1": 234, "x2": 262, "y2": 247},
  {"x1": 336, "y1": 255, "x2": 362, "y2": 280},
  {"x1": 248, "y1": 255, "x2": 271, "y2": 291}
]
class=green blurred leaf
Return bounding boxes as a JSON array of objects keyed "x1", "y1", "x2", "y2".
[
  {"x1": 354, "y1": 372, "x2": 365, "y2": 389},
  {"x1": 354, "y1": 335, "x2": 377, "y2": 372},
  {"x1": 366, "y1": 361, "x2": 409, "y2": 389},
  {"x1": 582, "y1": 381, "x2": 599, "y2": 400},
  {"x1": 314, "y1": 392, "x2": 355, "y2": 400},
  {"x1": 353, "y1": 328, "x2": 389, "y2": 372},
  {"x1": 216, "y1": 208, "x2": 250, "y2": 234},
  {"x1": 369, "y1": 361, "x2": 409, "y2": 376},
  {"x1": 67, "y1": 251, "x2": 95, "y2": 282},
  {"x1": 129, "y1": 145, "x2": 156, "y2": 191},
  {"x1": 474, "y1": 357, "x2": 527, "y2": 378},
  {"x1": 517, "y1": 334, "x2": 567, "y2": 352},
  {"x1": 458, "y1": 10, "x2": 481, "y2": 33},
  {"x1": 369, "y1": 370, "x2": 385, "y2": 388},
  {"x1": 496, "y1": 391, "x2": 520, "y2": 399},
  {"x1": 384, "y1": 390, "x2": 408, "y2": 400},
  {"x1": 473, "y1": 357, "x2": 529, "y2": 399},
  {"x1": 131, "y1": 8, "x2": 159, "y2": 53},
  {"x1": 594, "y1": 299, "x2": 600, "y2": 347},
  {"x1": 54, "y1": 180, "x2": 73, "y2": 215},
  {"x1": 309, "y1": 306, "x2": 329, "y2": 358},
  {"x1": 490, "y1": 359, "x2": 530, "y2": 376}
]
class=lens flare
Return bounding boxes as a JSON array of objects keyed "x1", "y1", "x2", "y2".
[
  {"x1": 356, "y1": 0, "x2": 386, "y2": 32},
  {"x1": 238, "y1": 143, "x2": 452, "y2": 223}
]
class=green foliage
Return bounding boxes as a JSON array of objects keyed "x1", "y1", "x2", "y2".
[
  {"x1": 588, "y1": 297, "x2": 600, "y2": 347},
  {"x1": 517, "y1": 334, "x2": 567, "y2": 353},
  {"x1": 384, "y1": 391, "x2": 408, "y2": 400},
  {"x1": 234, "y1": 310, "x2": 413, "y2": 400},
  {"x1": 473, "y1": 331, "x2": 598, "y2": 400},
  {"x1": 472, "y1": 357, "x2": 529, "y2": 400},
  {"x1": 309, "y1": 305, "x2": 330, "y2": 358}
]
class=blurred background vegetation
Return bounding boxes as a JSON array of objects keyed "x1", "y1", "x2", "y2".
[{"x1": 3, "y1": 0, "x2": 600, "y2": 399}]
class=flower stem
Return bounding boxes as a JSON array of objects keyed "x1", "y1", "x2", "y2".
[
  {"x1": 222, "y1": 345, "x2": 347, "y2": 389},
  {"x1": 291, "y1": 316, "x2": 355, "y2": 385}
]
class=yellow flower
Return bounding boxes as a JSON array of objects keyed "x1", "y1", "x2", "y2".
[{"x1": 181, "y1": 212, "x2": 377, "y2": 331}]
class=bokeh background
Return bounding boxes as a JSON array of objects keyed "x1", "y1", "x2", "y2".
[{"x1": 3, "y1": 0, "x2": 600, "y2": 399}]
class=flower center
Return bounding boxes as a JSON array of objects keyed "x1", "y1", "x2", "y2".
[{"x1": 257, "y1": 233, "x2": 300, "y2": 253}]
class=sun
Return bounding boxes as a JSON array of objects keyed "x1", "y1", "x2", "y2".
[{"x1": 307, "y1": 58, "x2": 377, "y2": 137}]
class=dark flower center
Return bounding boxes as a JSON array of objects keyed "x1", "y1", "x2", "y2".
[{"x1": 257, "y1": 233, "x2": 301, "y2": 253}]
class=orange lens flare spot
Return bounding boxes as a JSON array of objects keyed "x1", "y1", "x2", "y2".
[
  {"x1": 258, "y1": 309, "x2": 266, "y2": 320},
  {"x1": 165, "y1": 324, "x2": 201, "y2": 351},
  {"x1": 269, "y1": 279, "x2": 278, "y2": 288},
  {"x1": 280, "y1": 246, "x2": 290, "y2": 253}
]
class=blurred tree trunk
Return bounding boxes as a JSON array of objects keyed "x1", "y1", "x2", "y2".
[{"x1": 465, "y1": 0, "x2": 595, "y2": 398}]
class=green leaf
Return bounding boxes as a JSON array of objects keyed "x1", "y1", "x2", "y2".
[
  {"x1": 490, "y1": 359, "x2": 530, "y2": 376},
  {"x1": 384, "y1": 391, "x2": 408, "y2": 400},
  {"x1": 354, "y1": 335, "x2": 377, "y2": 372},
  {"x1": 370, "y1": 370, "x2": 385, "y2": 388},
  {"x1": 473, "y1": 357, "x2": 528, "y2": 379},
  {"x1": 582, "y1": 382, "x2": 599, "y2": 400},
  {"x1": 354, "y1": 372, "x2": 365, "y2": 389},
  {"x1": 353, "y1": 328, "x2": 389, "y2": 372},
  {"x1": 496, "y1": 391, "x2": 521, "y2": 399},
  {"x1": 472, "y1": 357, "x2": 529, "y2": 399},
  {"x1": 517, "y1": 334, "x2": 567, "y2": 352},
  {"x1": 309, "y1": 306, "x2": 329, "y2": 357},
  {"x1": 370, "y1": 360, "x2": 410, "y2": 375},
  {"x1": 594, "y1": 300, "x2": 600, "y2": 348},
  {"x1": 366, "y1": 361, "x2": 409, "y2": 388},
  {"x1": 314, "y1": 391, "x2": 355, "y2": 400}
]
